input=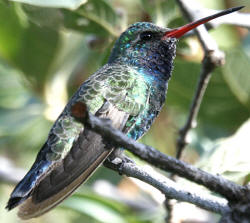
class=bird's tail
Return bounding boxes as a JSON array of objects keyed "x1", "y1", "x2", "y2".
[{"x1": 6, "y1": 104, "x2": 128, "y2": 219}]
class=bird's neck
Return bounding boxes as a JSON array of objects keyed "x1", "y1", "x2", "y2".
[{"x1": 109, "y1": 40, "x2": 177, "y2": 84}]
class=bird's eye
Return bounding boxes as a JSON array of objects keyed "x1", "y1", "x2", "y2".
[{"x1": 140, "y1": 31, "x2": 153, "y2": 41}]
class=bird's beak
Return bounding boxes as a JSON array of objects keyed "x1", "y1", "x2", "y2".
[{"x1": 163, "y1": 6, "x2": 244, "y2": 39}]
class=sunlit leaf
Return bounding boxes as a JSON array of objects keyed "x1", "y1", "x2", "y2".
[
  {"x1": 62, "y1": 192, "x2": 154, "y2": 223},
  {"x1": 21, "y1": 5, "x2": 64, "y2": 28},
  {"x1": 140, "y1": 0, "x2": 178, "y2": 27},
  {"x1": 0, "y1": 61, "x2": 30, "y2": 109},
  {"x1": 44, "y1": 32, "x2": 89, "y2": 121},
  {"x1": 20, "y1": 0, "x2": 120, "y2": 36},
  {"x1": 223, "y1": 46, "x2": 250, "y2": 109},
  {"x1": 64, "y1": 0, "x2": 119, "y2": 37},
  {"x1": 62, "y1": 194, "x2": 128, "y2": 223},
  {"x1": 9, "y1": 0, "x2": 88, "y2": 10},
  {"x1": 0, "y1": 2, "x2": 61, "y2": 94},
  {"x1": 198, "y1": 119, "x2": 250, "y2": 184}
]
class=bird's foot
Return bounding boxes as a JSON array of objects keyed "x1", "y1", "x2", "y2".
[{"x1": 105, "y1": 154, "x2": 134, "y2": 175}]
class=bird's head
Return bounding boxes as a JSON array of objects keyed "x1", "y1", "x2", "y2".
[
  {"x1": 108, "y1": 22, "x2": 176, "y2": 72},
  {"x1": 108, "y1": 6, "x2": 243, "y2": 80}
]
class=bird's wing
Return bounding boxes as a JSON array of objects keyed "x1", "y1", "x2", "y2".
[{"x1": 6, "y1": 64, "x2": 149, "y2": 219}]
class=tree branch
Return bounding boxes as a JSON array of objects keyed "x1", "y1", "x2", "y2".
[
  {"x1": 104, "y1": 158, "x2": 230, "y2": 214},
  {"x1": 163, "y1": 2, "x2": 250, "y2": 221},
  {"x1": 0, "y1": 153, "x2": 230, "y2": 215},
  {"x1": 70, "y1": 102, "x2": 248, "y2": 203}
]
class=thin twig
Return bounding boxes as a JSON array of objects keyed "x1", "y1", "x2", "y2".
[
  {"x1": 70, "y1": 102, "x2": 248, "y2": 203},
  {"x1": 167, "y1": 1, "x2": 249, "y2": 221},
  {"x1": 176, "y1": 53, "x2": 221, "y2": 158},
  {"x1": 0, "y1": 138, "x2": 230, "y2": 215},
  {"x1": 104, "y1": 158, "x2": 230, "y2": 214},
  {"x1": 164, "y1": 197, "x2": 175, "y2": 223},
  {"x1": 175, "y1": 0, "x2": 225, "y2": 159}
]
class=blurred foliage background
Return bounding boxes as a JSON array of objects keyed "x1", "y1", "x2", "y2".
[{"x1": 0, "y1": 0, "x2": 249, "y2": 222}]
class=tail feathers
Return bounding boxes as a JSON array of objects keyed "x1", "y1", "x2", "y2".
[
  {"x1": 18, "y1": 146, "x2": 111, "y2": 219},
  {"x1": 6, "y1": 103, "x2": 129, "y2": 219},
  {"x1": 6, "y1": 195, "x2": 29, "y2": 210},
  {"x1": 6, "y1": 128, "x2": 114, "y2": 219},
  {"x1": 6, "y1": 157, "x2": 51, "y2": 211}
]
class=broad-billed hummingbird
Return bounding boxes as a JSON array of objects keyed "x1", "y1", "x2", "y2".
[{"x1": 6, "y1": 6, "x2": 243, "y2": 219}]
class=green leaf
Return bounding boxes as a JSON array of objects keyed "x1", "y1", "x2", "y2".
[
  {"x1": 0, "y1": 102, "x2": 51, "y2": 152},
  {"x1": 18, "y1": 0, "x2": 120, "y2": 37},
  {"x1": 0, "y1": 2, "x2": 60, "y2": 94},
  {"x1": 64, "y1": 0, "x2": 119, "y2": 37},
  {"x1": 21, "y1": 4, "x2": 64, "y2": 28},
  {"x1": 62, "y1": 194, "x2": 128, "y2": 223},
  {"x1": 0, "y1": 60, "x2": 30, "y2": 109},
  {"x1": 140, "y1": 0, "x2": 178, "y2": 27},
  {"x1": 13, "y1": 23, "x2": 60, "y2": 94},
  {"x1": 9, "y1": 0, "x2": 88, "y2": 10},
  {"x1": 198, "y1": 119, "x2": 250, "y2": 184},
  {"x1": 223, "y1": 46, "x2": 250, "y2": 109},
  {"x1": 61, "y1": 192, "x2": 155, "y2": 223},
  {"x1": 0, "y1": 1, "x2": 25, "y2": 61},
  {"x1": 167, "y1": 59, "x2": 249, "y2": 133}
]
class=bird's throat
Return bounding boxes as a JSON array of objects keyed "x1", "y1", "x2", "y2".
[{"x1": 114, "y1": 39, "x2": 177, "y2": 84}]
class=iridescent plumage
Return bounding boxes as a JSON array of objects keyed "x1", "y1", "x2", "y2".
[
  {"x1": 7, "y1": 22, "x2": 177, "y2": 218},
  {"x1": 7, "y1": 6, "x2": 243, "y2": 218}
]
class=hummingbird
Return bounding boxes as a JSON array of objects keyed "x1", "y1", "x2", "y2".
[{"x1": 6, "y1": 6, "x2": 243, "y2": 219}]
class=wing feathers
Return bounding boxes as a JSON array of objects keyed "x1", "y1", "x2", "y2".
[
  {"x1": 18, "y1": 143, "x2": 111, "y2": 219},
  {"x1": 17, "y1": 104, "x2": 129, "y2": 219}
]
